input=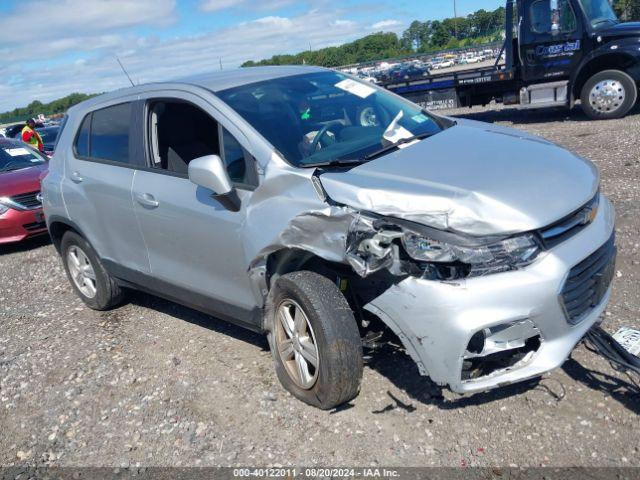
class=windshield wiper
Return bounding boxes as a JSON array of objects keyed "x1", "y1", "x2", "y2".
[
  {"x1": 592, "y1": 18, "x2": 618, "y2": 27},
  {"x1": 361, "y1": 132, "x2": 434, "y2": 162},
  {"x1": 302, "y1": 158, "x2": 366, "y2": 168}
]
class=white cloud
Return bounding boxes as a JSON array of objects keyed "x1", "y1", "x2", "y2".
[
  {"x1": 200, "y1": 0, "x2": 295, "y2": 12},
  {"x1": 0, "y1": 7, "x2": 395, "y2": 112},
  {"x1": 0, "y1": 34, "x2": 130, "y2": 64},
  {"x1": 371, "y1": 19, "x2": 403, "y2": 30},
  {"x1": 199, "y1": 0, "x2": 244, "y2": 12},
  {"x1": 251, "y1": 16, "x2": 294, "y2": 28},
  {"x1": 0, "y1": 0, "x2": 176, "y2": 46},
  {"x1": 332, "y1": 19, "x2": 356, "y2": 28}
]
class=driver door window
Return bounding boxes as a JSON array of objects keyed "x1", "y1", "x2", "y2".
[
  {"x1": 530, "y1": 0, "x2": 577, "y2": 34},
  {"x1": 148, "y1": 100, "x2": 257, "y2": 187}
]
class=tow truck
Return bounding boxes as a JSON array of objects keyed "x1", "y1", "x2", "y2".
[{"x1": 380, "y1": 0, "x2": 640, "y2": 119}]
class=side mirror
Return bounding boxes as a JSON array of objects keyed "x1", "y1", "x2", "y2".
[
  {"x1": 188, "y1": 155, "x2": 241, "y2": 212},
  {"x1": 188, "y1": 155, "x2": 233, "y2": 195}
]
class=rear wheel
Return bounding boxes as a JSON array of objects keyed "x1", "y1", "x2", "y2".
[
  {"x1": 61, "y1": 231, "x2": 124, "y2": 310},
  {"x1": 580, "y1": 69, "x2": 637, "y2": 120},
  {"x1": 266, "y1": 271, "x2": 363, "y2": 409}
]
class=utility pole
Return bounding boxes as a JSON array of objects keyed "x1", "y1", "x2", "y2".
[
  {"x1": 219, "y1": 57, "x2": 223, "y2": 70},
  {"x1": 453, "y1": 0, "x2": 458, "y2": 39}
]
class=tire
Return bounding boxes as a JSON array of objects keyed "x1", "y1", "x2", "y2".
[
  {"x1": 60, "y1": 231, "x2": 125, "y2": 310},
  {"x1": 580, "y1": 69, "x2": 638, "y2": 120},
  {"x1": 265, "y1": 271, "x2": 363, "y2": 409}
]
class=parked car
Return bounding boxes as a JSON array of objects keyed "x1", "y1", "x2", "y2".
[
  {"x1": 37, "y1": 125, "x2": 60, "y2": 157},
  {"x1": 432, "y1": 58, "x2": 455, "y2": 70},
  {"x1": 0, "y1": 138, "x2": 48, "y2": 244},
  {"x1": 387, "y1": 64, "x2": 429, "y2": 81},
  {"x1": 4, "y1": 123, "x2": 26, "y2": 139},
  {"x1": 43, "y1": 66, "x2": 615, "y2": 409},
  {"x1": 460, "y1": 54, "x2": 481, "y2": 65}
]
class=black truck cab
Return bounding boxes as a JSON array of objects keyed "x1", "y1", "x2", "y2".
[{"x1": 383, "y1": 0, "x2": 640, "y2": 119}]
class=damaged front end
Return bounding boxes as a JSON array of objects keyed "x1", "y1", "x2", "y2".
[
  {"x1": 344, "y1": 213, "x2": 544, "y2": 281},
  {"x1": 244, "y1": 155, "x2": 614, "y2": 395}
]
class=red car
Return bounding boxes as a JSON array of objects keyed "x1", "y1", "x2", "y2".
[{"x1": 0, "y1": 138, "x2": 48, "y2": 244}]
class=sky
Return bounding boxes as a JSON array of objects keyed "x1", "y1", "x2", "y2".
[{"x1": 0, "y1": 0, "x2": 504, "y2": 113}]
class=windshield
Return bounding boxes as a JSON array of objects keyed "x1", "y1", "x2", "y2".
[
  {"x1": 578, "y1": 0, "x2": 619, "y2": 28},
  {"x1": 217, "y1": 71, "x2": 446, "y2": 168},
  {"x1": 0, "y1": 144, "x2": 46, "y2": 172}
]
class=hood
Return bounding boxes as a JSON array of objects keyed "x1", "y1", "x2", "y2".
[
  {"x1": 597, "y1": 21, "x2": 640, "y2": 38},
  {"x1": 0, "y1": 163, "x2": 47, "y2": 197},
  {"x1": 318, "y1": 120, "x2": 598, "y2": 236}
]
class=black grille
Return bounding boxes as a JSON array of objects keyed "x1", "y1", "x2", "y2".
[
  {"x1": 10, "y1": 191, "x2": 41, "y2": 209},
  {"x1": 560, "y1": 233, "x2": 616, "y2": 325}
]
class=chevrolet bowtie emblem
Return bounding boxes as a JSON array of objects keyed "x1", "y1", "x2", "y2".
[{"x1": 582, "y1": 204, "x2": 598, "y2": 225}]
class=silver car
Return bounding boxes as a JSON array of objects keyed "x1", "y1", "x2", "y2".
[{"x1": 42, "y1": 66, "x2": 616, "y2": 409}]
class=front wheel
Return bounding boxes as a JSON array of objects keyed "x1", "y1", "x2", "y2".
[
  {"x1": 580, "y1": 69, "x2": 638, "y2": 120},
  {"x1": 266, "y1": 271, "x2": 363, "y2": 409}
]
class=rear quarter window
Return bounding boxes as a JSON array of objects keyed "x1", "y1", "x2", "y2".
[{"x1": 74, "y1": 115, "x2": 90, "y2": 157}]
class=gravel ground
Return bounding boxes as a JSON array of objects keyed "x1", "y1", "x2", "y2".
[{"x1": 1, "y1": 103, "x2": 639, "y2": 469}]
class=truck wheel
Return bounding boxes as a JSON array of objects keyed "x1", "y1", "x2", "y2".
[
  {"x1": 266, "y1": 271, "x2": 363, "y2": 409},
  {"x1": 61, "y1": 231, "x2": 125, "y2": 310},
  {"x1": 580, "y1": 70, "x2": 637, "y2": 120}
]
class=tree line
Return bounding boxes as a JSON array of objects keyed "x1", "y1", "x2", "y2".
[
  {"x1": 0, "y1": 93, "x2": 98, "y2": 125},
  {"x1": 242, "y1": 6, "x2": 507, "y2": 68}
]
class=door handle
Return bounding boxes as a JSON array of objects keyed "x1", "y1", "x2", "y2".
[
  {"x1": 135, "y1": 192, "x2": 159, "y2": 208},
  {"x1": 70, "y1": 171, "x2": 83, "y2": 183}
]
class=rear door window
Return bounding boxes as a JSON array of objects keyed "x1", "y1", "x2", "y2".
[
  {"x1": 90, "y1": 103, "x2": 131, "y2": 163},
  {"x1": 74, "y1": 103, "x2": 132, "y2": 164}
]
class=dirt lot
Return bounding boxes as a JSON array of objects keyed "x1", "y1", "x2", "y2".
[{"x1": 1, "y1": 104, "x2": 639, "y2": 469}]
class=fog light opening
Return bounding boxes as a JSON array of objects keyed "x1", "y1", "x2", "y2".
[
  {"x1": 462, "y1": 335, "x2": 542, "y2": 381},
  {"x1": 466, "y1": 330, "x2": 486, "y2": 355}
]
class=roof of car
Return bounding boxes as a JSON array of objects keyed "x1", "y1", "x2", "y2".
[
  {"x1": 178, "y1": 65, "x2": 328, "y2": 92},
  {"x1": 68, "y1": 65, "x2": 329, "y2": 114}
]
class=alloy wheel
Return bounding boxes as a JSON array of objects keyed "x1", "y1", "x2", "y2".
[
  {"x1": 274, "y1": 299, "x2": 320, "y2": 389},
  {"x1": 67, "y1": 245, "x2": 97, "y2": 298}
]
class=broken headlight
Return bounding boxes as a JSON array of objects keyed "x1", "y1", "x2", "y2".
[{"x1": 401, "y1": 230, "x2": 541, "y2": 278}]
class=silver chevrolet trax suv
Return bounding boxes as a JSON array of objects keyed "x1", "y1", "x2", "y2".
[{"x1": 43, "y1": 66, "x2": 616, "y2": 409}]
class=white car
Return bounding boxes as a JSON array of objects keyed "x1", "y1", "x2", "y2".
[
  {"x1": 433, "y1": 59, "x2": 455, "y2": 70},
  {"x1": 460, "y1": 55, "x2": 481, "y2": 65}
]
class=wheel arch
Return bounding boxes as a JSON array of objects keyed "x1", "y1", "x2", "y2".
[
  {"x1": 47, "y1": 216, "x2": 86, "y2": 254},
  {"x1": 572, "y1": 52, "x2": 640, "y2": 99},
  {"x1": 264, "y1": 248, "x2": 350, "y2": 289}
]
